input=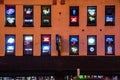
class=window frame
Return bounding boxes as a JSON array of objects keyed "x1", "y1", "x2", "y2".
[
  {"x1": 87, "y1": 35, "x2": 97, "y2": 55},
  {"x1": 41, "y1": 5, "x2": 51, "y2": 27},
  {"x1": 23, "y1": 5, "x2": 34, "y2": 27},
  {"x1": 69, "y1": 6, "x2": 79, "y2": 26},
  {"x1": 41, "y1": 34, "x2": 51, "y2": 56},
  {"x1": 69, "y1": 35, "x2": 79, "y2": 55},
  {"x1": 23, "y1": 34, "x2": 34, "y2": 56},
  {"x1": 5, "y1": 34, "x2": 16, "y2": 56},
  {"x1": 5, "y1": 5, "x2": 16, "y2": 27},
  {"x1": 87, "y1": 6, "x2": 97, "y2": 26},
  {"x1": 105, "y1": 5, "x2": 115, "y2": 26}
]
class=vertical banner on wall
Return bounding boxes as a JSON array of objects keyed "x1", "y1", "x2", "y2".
[
  {"x1": 41, "y1": 5, "x2": 51, "y2": 27},
  {"x1": 87, "y1": 35, "x2": 97, "y2": 55},
  {"x1": 23, "y1": 35, "x2": 33, "y2": 56},
  {"x1": 41, "y1": 34, "x2": 51, "y2": 56},
  {"x1": 70, "y1": 6, "x2": 79, "y2": 26},
  {"x1": 23, "y1": 5, "x2": 33, "y2": 27},
  {"x1": 56, "y1": 34, "x2": 62, "y2": 56},
  {"x1": 87, "y1": 6, "x2": 97, "y2": 26},
  {"x1": 5, "y1": 5, "x2": 16, "y2": 26},
  {"x1": 105, "y1": 6, "x2": 115, "y2": 26},
  {"x1": 5, "y1": 35, "x2": 16, "y2": 56},
  {"x1": 69, "y1": 35, "x2": 79, "y2": 55},
  {"x1": 105, "y1": 35, "x2": 115, "y2": 55}
]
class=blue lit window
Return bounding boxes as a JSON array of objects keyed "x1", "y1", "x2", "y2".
[
  {"x1": 23, "y1": 5, "x2": 33, "y2": 27},
  {"x1": 41, "y1": 34, "x2": 51, "y2": 56},
  {"x1": 69, "y1": 35, "x2": 79, "y2": 55},
  {"x1": 5, "y1": 35, "x2": 16, "y2": 56},
  {"x1": 105, "y1": 35, "x2": 115, "y2": 55},
  {"x1": 105, "y1": 6, "x2": 115, "y2": 26},
  {"x1": 5, "y1": 5, "x2": 16, "y2": 26}
]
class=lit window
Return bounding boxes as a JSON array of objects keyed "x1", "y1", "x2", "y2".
[
  {"x1": 23, "y1": 35, "x2": 33, "y2": 56},
  {"x1": 87, "y1": 35, "x2": 97, "y2": 55},
  {"x1": 23, "y1": 5, "x2": 33, "y2": 27},
  {"x1": 41, "y1": 34, "x2": 51, "y2": 56},
  {"x1": 5, "y1": 5, "x2": 16, "y2": 26},
  {"x1": 105, "y1": 6, "x2": 115, "y2": 26},
  {"x1": 5, "y1": 35, "x2": 16, "y2": 56},
  {"x1": 87, "y1": 6, "x2": 97, "y2": 26},
  {"x1": 41, "y1": 5, "x2": 51, "y2": 27},
  {"x1": 69, "y1": 35, "x2": 79, "y2": 55},
  {"x1": 70, "y1": 6, "x2": 79, "y2": 26},
  {"x1": 105, "y1": 35, "x2": 115, "y2": 55}
]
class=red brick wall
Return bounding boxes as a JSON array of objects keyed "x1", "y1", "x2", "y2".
[{"x1": 0, "y1": 0, "x2": 120, "y2": 56}]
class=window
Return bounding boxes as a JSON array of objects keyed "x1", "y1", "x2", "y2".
[
  {"x1": 5, "y1": 35, "x2": 16, "y2": 56},
  {"x1": 105, "y1": 6, "x2": 115, "y2": 26},
  {"x1": 41, "y1": 34, "x2": 51, "y2": 56},
  {"x1": 5, "y1": 5, "x2": 16, "y2": 26},
  {"x1": 69, "y1": 35, "x2": 79, "y2": 55},
  {"x1": 23, "y1": 35, "x2": 33, "y2": 56},
  {"x1": 105, "y1": 35, "x2": 115, "y2": 55},
  {"x1": 87, "y1": 35, "x2": 97, "y2": 55},
  {"x1": 70, "y1": 6, "x2": 79, "y2": 26},
  {"x1": 23, "y1": 5, "x2": 34, "y2": 27},
  {"x1": 41, "y1": 5, "x2": 51, "y2": 27},
  {"x1": 87, "y1": 6, "x2": 97, "y2": 26}
]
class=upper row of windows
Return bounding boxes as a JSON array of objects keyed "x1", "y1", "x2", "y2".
[{"x1": 5, "y1": 5, "x2": 115, "y2": 27}]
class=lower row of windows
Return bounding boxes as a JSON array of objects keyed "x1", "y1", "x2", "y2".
[{"x1": 4, "y1": 34, "x2": 115, "y2": 56}]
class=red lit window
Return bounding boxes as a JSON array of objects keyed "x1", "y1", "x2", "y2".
[
  {"x1": 70, "y1": 6, "x2": 79, "y2": 26},
  {"x1": 41, "y1": 34, "x2": 51, "y2": 56}
]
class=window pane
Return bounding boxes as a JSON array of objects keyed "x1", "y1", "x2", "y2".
[
  {"x1": 69, "y1": 35, "x2": 79, "y2": 55},
  {"x1": 5, "y1": 35, "x2": 16, "y2": 56},
  {"x1": 23, "y1": 5, "x2": 33, "y2": 27},
  {"x1": 87, "y1": 35, "x2": 97, "y2": 55},
  {"x1": 87, "y1": 6, "x2": 97, "y2": 26},
  {"x1": 23, "y1": 35, "x2": 33, "y2": 56},
  {"x1": 105, "y1": 35, "x2": 115, "y2": 55},
  {"x1": 41, "y1": 5, "x2": 51, "y2": 27},
  {"x1": 70, "y1": 6, "x2": 79, "y2": 26},
  {"x1": 105, "y1": 6, "x2": 115, "y2": 26},
  {"x1": 5, "y1": 5, "x2": 16, "y2": 26},
  {"x1": 41, "y1": 34, "x2": 51, "y2": 56}
]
